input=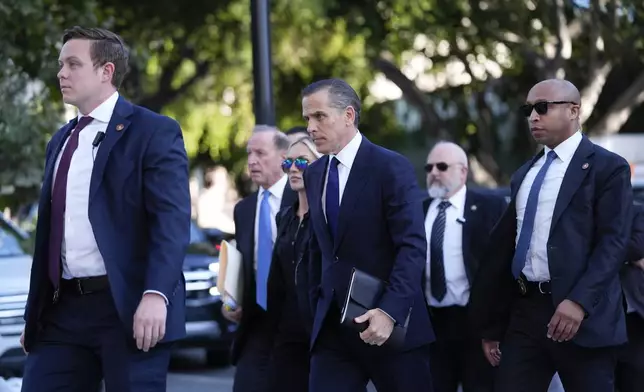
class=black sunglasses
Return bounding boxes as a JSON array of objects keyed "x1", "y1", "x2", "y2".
[
  {"x1": 519, "y1": 101, "x2": 577, "y2": 117},
  {"x1": 424, "y1": 162, "x2": 453, "y2": 173},
  {"x1": 282, "y1": 157, "x2": 310, "y2": 173}
]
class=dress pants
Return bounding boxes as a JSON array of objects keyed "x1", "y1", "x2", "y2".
[
  {"x1": 21, "y1": 288, "x2": 172, "y2": 392},
  {"x1": 495, "y1": 292, "x2": 616, "y2": 392},
  {"x1": 429, "y1": 305, "x2": 495, "y2": 392},
  {"x1": 615, "y1": 312, "x2": 644, "y2": 392},
  {"x1": 309, "y1": 303, "x2": 432, "y2": 392}
]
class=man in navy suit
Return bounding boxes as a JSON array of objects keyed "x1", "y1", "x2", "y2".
[
  {"x1": 470, "y1": 79, "x2": 633, "y2": 392},
  {"x1": 223, "y1": 125, "x2": 297, "y2": 392},
  {"x1": 20, "y1": 26, "x2": 190, "y2": 392},
  {"x1": 616, "y1": 202, "x2": 644, "y2": 392},
  {"x1": 302, "y1": 79, "x2": 434, "y2": 392},
  {"x1": 422, "y1": 142, "x2": 506, "y2": 392}
]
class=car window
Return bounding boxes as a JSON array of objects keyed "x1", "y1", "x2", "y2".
[{"x1": 0, "y1": 224, "x2": 26, "y2": 257}]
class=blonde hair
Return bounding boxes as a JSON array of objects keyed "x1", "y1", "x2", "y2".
[{"x1": 289, "y1": 136, "x2": 322, "y2": 159}]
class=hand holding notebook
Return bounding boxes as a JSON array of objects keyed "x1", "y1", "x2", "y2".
[{"x1": 340, "y1": 268, "x2": 410, "y2": 349}]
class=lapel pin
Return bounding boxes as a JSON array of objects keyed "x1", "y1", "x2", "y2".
[
  {"x1": 471, "y1": 205, "x2": 477, "y2": 211},
  {"x1": 116, "y1": 124, "x2": 124, "y2": 131},
  {"x1": 582, "y1": 163, "x2": 589, "y2": 170}
]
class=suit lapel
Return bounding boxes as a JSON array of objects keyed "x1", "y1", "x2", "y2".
[
  {"x1": 334, "y1": 139, "x2": 371, "y2": 253},
  {"x1": 242, "y1": 193, "x2": 258, "y2": 272},
  {"x1": 89, "y1": 96, "x2": 133, "y2": 202},
  {"x1": 42, "y1": 119, "x2": 77, "y2": 201},
  {"x1": 550, "y1": 137, "x2": 594, "y2": 234},
  {"x1": 462, "y1": 190, "x2": 481, "y2": 283}
]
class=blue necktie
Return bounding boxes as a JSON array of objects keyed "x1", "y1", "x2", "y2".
[
  {"x1": 256, "y1": 190, "x2": 272, "y2": 309},
  {"x1": 430, "y1": 200, "x2": 451, "y2": 301},
  {"x1": 326, "y1": 157, "x2": 340, "y2": 239},
  {"x1": 512, "y1": 150, "x2": 558, "y2": 278}
]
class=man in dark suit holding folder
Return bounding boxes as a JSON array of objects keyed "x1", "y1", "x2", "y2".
[{"x1": 302, "y1": 79, "x2": 434, "y2": 392}]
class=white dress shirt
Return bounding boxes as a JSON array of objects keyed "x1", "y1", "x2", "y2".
[
  {"x1": 515, "y1": 131, "x2": 583, "y2": 282},
  {"x1": 254, "y1": 174, "x2": 288, "y2": 266},
  {"x1": 322, "y1": 131, "x2": 362, "y2": 219},
  {"x1": 425, "y1": 185, "x2": 469, "y2": 307},
  {"x1": 53, "y1": 91, "x2": 119, "y2": 279}
]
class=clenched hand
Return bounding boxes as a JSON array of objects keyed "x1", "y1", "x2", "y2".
[
  {"x1": 133, "y1": 293, "x2": 167, "y2": 352},
  {"x1": 355, "y1": 308, "x2": 394, "y2": 346},
  {"x1": 547, "y1": 299, "x2": 585, "y2": 342},
  {"x1": 482, "y1": 340, "x2": 501, "y2": 366}
]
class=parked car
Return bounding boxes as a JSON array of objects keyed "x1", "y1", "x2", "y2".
[
  {"x1": 178, "y1": 221, "x2": 235, "y2": 366},
  {"x1": 0, "y1": 214, "x2": 30, "y2": 377}
]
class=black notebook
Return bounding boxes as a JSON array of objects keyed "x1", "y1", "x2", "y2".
[{"x1": 340, "y1": 268, "x2": 410, "y2": 349}]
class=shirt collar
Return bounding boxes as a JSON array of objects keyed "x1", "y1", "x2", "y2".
[
  {"x1": 545, "y1": 130, "x2": 582, "y2": 163},
  {"x1": 448, "y1": 185, "x2": 467, "y2": 211},
  {"x1": 331, "y1": 131, "x2": 362, "y2": 169},
  {"x1": 260, "y1": 174, "x2": 287, "y2": 200},
  {"x1": 78, "y1": 91, "x2": 119, "y2": 123}
]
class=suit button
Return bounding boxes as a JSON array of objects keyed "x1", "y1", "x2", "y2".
[{"x1": 334, "y1": 256, "x2": 339, "y2": 263}]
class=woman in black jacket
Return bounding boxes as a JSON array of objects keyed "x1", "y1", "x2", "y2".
[{"x1": 266, "y1": 136, "x2": 321, "y2": 392}]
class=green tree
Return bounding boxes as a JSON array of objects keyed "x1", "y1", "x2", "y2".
[
  {"x1": 0, "y1": 0, "x2": 96, "y2": 210},
  {"x1": 327, "y1": 0, "x2": 644, "y2": 183}
]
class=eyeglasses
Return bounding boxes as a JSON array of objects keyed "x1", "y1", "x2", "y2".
[
  {"x1": 425, "y1": 162, "x2": 454, "y2": 173},
  {"x1": 519, "y1": 101, "x2": 577, "y2": 117},
  {"x1": 282, "y1": 157, "x2": 310, "y2": 173}
]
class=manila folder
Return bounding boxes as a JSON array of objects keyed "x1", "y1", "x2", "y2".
[{"x1": 217, "y1": 240, "x2": 244, "y2": 308}]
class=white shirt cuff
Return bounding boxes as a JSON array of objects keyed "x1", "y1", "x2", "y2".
[{"x1": 144, "y1": 290, "x2": 169, "y2": 305}]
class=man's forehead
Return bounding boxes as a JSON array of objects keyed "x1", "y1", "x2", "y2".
[{"x1": 527, "y1": 83, "x2": 562, "y2": 102}]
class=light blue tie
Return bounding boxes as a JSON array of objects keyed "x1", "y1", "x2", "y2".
[
  {"x1": 512, "y1": 150, "x2": 558, "y2": 278},
  {"x1": 256, "y1": 190, "x2": 272, "y2": 310}
]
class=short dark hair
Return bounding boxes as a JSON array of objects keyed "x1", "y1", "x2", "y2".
[
  {"x1": 285, "y1": 126, "x2": 308, "y2": 135},
  {"x1": 62, "y1": 26, "x2": 129, "y2": 88},
  {"x1": 301, "y1": 79, "x2": 361, "y2": 126}
]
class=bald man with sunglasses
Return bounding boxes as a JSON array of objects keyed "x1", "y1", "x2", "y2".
[
  {"x1": 422, "y1": 141, "x2": 507, "y2": 392},
  {"x1": 470, "y1": 79, "x2": 633, "y2": 392}
]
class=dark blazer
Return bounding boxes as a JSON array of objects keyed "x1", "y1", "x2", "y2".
[
  {"x1": 230, "y1": 183, "x2": 297, "y2": 363},
  {"x1": 304, "y1": 136, "x2": 434, "y2": 351},
  {"x1": 620, "y1": 203, "x2": 644, "y2": 319},
  {"x1": 266, "y1": 203, "x2": 314, "y2": 338},
  {"x1": 469, "y1": 135, "x2": 633, "y2": 348},
  {"x1": 422, "y1": 188, "x2": 507, "y2": 290},
  {"x1": 24, "y1": 96, "x2": 191, "y2": 350}
]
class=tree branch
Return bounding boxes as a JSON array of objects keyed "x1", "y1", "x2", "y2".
[
  {"x1": 372, "y1": 57, "x2": 448, "y2": 138},
  {"x1": 587, "y1": 70, "x2": 644, "y2": 135},
  {"x1": 139, "y1": 60, "x2": 211, "y2": 112}
]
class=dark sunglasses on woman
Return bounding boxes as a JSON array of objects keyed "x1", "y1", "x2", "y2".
[{"x1": 282, "y1": 157, "x2": 310, "y2": 173}]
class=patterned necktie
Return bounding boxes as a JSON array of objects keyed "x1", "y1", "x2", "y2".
[
  {"x1": 430, "y1": 200, "x2": 451, "y2": 301},
  {"x1": 512, "y1": 150, "x2": 558, "y2": 278},
  {"x1": 256, "y1": 190, "x2": 272, "y2": 310},
  {"x1": 48, "y1": 116, "x2": 94, "y2": 289},
  {"x1": 326, "y1": 157, "x2": 340, "y2": 239}
]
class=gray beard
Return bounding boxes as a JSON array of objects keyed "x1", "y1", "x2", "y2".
[{"x1": 428, "y1": 185, "x2": 448, "y2": 199}]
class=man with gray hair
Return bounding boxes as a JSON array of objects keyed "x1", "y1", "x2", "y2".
[
  {"x1": 302, "y1": 78, "x2": 432, "y2": 391},
  {"x1": 422, "y1": 141, "x2": 506, "y2": 392},
  {"x1": 223, "y1": 125, "x2": 296, "y2": 392}
]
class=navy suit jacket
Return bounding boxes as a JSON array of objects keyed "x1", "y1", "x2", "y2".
[
  {"x1": 422, "y1": 188, "x2": 507, "y2": 293},
  {"x1": 470, "y1": 135, "x2": 633, "y2": 348},
  {"x1": 304, "y1": 136, "x2": 434, "y2": 351},
  {"x1": 620, "y1": 203, "x2": 644, "y2": 319},
  {"x1": 23, "y1": 97, "x2": 191, "y2": 350},
  {"x1": 229, "y1": 185, "x2": 296, "y2": 364}
]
